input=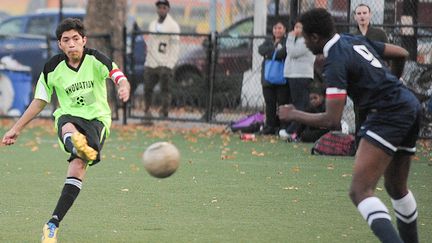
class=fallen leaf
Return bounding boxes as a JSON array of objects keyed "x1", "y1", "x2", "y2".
[
  {"x1": 129, "y1": 164, "x2": 140, "y2": 172},
  {"x1": 291, "y1": 166, "x2": 300, "y2": 173},
  {"x1": 221, "y1": 154, "x2": 236, "y2": 160},
  {"x1": 251, "y1": 149, "x2": 265, "y2": 156}
]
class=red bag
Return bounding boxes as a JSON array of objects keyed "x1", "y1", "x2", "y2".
[{"x1": 311, "y1": 131, "x2": 356, "y2": 156}]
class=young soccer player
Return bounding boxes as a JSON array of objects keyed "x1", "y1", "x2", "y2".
[
  {"x1": 278, "y1": 8, "x2": 421, "y2": 243},
  {"x1": 1, "y1": 18, "x2": 130, "y2": 242}
]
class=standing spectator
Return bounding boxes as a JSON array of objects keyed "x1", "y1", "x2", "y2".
[
  {"x1": 281, "y1": 21, "x2": 316, "y2": 139},
  {"x1": 258, "y1": 21, "x2": 289, "y2": 135},
  {"x1": 352, "y1": 3, "x2": 388, "y2": 43},
  {"x1": 2, "y1": 18, "x2": 130, "y2": 242},
  {"x1": 279, "y1": 8, "x2": 421, "y2": 243},
  {"x1": 144, "y1": 0, "x2": 180, "y2": 118}
]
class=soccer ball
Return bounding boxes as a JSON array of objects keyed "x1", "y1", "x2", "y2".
[{"x1": 142, "y1": 142, "x2": 180, "y2": 178}]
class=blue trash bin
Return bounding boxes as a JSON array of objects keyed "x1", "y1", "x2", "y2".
[{"x1": 2, "y1": 69, "x2": 32, "y2": 115}]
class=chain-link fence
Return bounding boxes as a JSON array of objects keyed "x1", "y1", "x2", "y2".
[{"x1": 127, "y1": 28, "x2": 268, "y2": 124}]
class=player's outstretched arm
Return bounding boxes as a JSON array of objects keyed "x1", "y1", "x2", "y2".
[
  {"x1": 1, "y1": 99, "x2": 47, "y2": 146},
  {"x1": 278, "y1": 96, "x2": 346, "y2": 130}
]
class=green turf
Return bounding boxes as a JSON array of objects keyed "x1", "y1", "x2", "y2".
[{"x1": 0, "y1": 123, "x2": 431, "y2": 242}]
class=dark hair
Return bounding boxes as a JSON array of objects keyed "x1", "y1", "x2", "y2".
[
  {"x1": 56, "y1": 18, "x2": 86, "y2": 40},
  {"x1": 155, "y1": 0, "x2": 170, "y2": 7},
  {"x1": 299, "y1": 8, "x2": 335, "y2": 39},
  {"x1": 309, "y1": 81, "x2": 326, "y2": 95},
  {"x1": 273, "y1": 20, "x2": 286, "y2": 28},
  {"x1": 354, "y1": 3, "x2": 371, "y2": 13}
]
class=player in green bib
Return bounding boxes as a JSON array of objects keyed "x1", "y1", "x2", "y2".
[{"x1": 1, "y1": 18, "x2": 130, "y2": 243}]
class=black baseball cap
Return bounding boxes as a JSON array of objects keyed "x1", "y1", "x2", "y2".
[{"x1": 155, "y1": 0, "x2": 170, "y2": 7}]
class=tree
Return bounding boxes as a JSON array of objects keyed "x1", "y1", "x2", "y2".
[
  {"x1": 85, "y1": 0, "x2": 127, "y2": 69},
  {"x1": 85, "y1": 0, "x2": 128, "y2": 118}
]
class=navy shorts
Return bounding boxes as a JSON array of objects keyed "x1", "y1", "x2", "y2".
[
  {"x1": 57, "y1": 115, "x2": 106, "y2": 165},
  {"x1": 358, "y1": 91, "x2": 422, "y2": 156}
]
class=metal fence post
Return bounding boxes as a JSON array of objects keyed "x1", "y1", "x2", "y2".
[
  {"x1": 122, "y1": 25, "x2": 127, "y2": 125},
  {"x1": 205, "y1": 31, "x2": 217, "y2": 122},
  {"x1": 290, "y1": 0, "x2": 298, "y2": 30}
]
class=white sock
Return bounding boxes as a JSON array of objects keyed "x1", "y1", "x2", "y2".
[
  {"x1": 391, "y1": 190, "x2": 418, "y2": 223},
  {"x1": 357, "y1": 197, "x2": 391, "y2": 226}
]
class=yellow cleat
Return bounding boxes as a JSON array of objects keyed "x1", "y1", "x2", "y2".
[
  {"x1": 71, "y1": 132, "x2": 97, "y2": 161},
  {"x1": 41, "y1": 223, "x2": 58, "y2": 243}
]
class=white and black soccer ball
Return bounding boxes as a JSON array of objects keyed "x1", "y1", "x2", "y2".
[{"x1": 142, "y1": 142, "x2": 180, "y2": 178}]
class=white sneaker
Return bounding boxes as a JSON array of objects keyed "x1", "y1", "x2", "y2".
[{"x1": 278, "y1": 129, "x2": 289, "y2": 140}]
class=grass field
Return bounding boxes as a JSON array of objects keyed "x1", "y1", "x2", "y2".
[{"x1": 0, "y1": 119, "x2": 431, "y2": 242}]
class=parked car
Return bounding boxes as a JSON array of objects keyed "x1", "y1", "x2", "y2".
[
  {"x1": 0, "y1": 11, "x2": 9, "y2": 22},
  {"x1": 0, "y1": 8, "x2": 146, "y2": 87},
  {"x1": 171, "y1": 15, "x2": 323, "y2": 109},
  {"x1": 172, "y1": 16, "x2": 259, "y2": 108}
]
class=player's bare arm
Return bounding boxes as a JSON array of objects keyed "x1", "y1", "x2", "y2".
[
  {"x1": 109, "y1": 68, "x2": 130, "y2": 102},
  {"x1": 278, "y1": 95, "x2": 346, "y2": 130},
  {"x1": 117, "y1": 79, "x2": 131, "y2": 102},
  {"x1": 2, "y1": 99, "x2": 47, "y2": 145},
  {"x1": 383, "y1": 43, "x2": 409, "y2": 78},
  {"x1": 382, "y1": 43, "x2": 409, "y2": 59}
]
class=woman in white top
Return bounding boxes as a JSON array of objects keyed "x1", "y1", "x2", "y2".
[{"x1": 282, "y1": 21, "x2": 316, "y2": 138}]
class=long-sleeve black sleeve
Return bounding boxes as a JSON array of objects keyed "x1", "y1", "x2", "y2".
[{"x1": 258, "y1": 38, "x2": 275, "y2": 58}]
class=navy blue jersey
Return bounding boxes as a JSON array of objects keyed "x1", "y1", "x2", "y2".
[
  {"x1": 323, "y1": 34, "x2": 421, "y2": 155},
  {"x1": 323, "y1": 33, "x2": 406, "y2": 113}
]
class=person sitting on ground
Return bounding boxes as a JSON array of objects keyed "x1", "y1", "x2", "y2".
[{"x1": 292, "y1": 83, "x2": 330, "y2": 143}]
